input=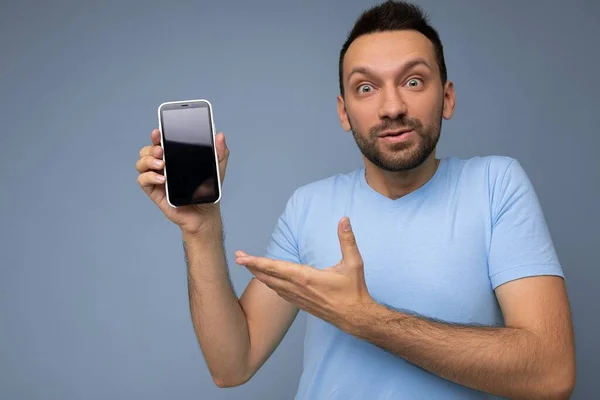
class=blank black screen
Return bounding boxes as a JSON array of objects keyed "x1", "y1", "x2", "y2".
[{"x1": 161, "y1": 104, "x2": 219, "y2": 206}]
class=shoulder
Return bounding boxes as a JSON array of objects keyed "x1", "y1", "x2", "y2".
[
  {"x1": 441, "y1": 155, "x2": 535, "y2": 216},
  {"x1": 278, "y1": 169, "x2": 360, "y2": 226},
  {"x1": 289, "y1": 168, "x2": 361, "y2": 203},
  {"x1": 444, "y1": 155, "x2": 531, "y2": 191},
  {"x1": 451, "y1": 156, "x2": 542, "y2": 226},
  {"x1": 464, "y1": 155, "x2": 532, "y2": 194},
  {"x1": 446, "y1": 154, "x2": 518, "y2": 178}
]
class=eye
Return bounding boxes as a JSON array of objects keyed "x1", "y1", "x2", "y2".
[
  {"x1": 357, "y1": 84, "x2": 374, "y2": 94},
  {"x1": 405, "y1": 78, "x2": 423, "y2": 88}
]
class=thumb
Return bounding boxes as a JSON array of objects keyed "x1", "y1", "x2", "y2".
[
  {"x1": 338, "y1": 217, "x2": 362, "y2": 266},
  {"x1": 215, "y1": 132, "x2": 229, "y2": 183},
  {"x1": 215, "y1": 132, "x2": 229, "y2": 162}
]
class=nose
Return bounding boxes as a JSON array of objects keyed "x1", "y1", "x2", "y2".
[{"x1": 377, "y1": 86, "x2": 408, "y2": 121}]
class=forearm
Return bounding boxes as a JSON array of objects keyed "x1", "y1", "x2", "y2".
[
  {"x1": 183, "y1": 215, "x2": 250, "y2": 387},
  {"x1": 345, "y1": 302, "x2": 570, "y2": 399}
]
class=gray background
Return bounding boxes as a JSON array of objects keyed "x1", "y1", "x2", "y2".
[{"x1": 1, "y1": 0, "x2": 598, "y2": 399}]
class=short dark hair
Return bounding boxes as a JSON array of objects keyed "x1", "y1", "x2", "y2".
[{"x1": 338, "y1": 0, "x2": 447, "y2": 97}]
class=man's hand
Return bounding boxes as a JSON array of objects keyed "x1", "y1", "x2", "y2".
[
  {"x1": 234, "y1": 217, "x2": 374, "y2": 330},
  {"x1": 236, "y1": 216, "x2": 576, "y2": 399},
  {"x1": 136, "y1": 128, "x2": 230, "y2": 236}
]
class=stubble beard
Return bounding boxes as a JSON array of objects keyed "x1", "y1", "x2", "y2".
[{"x1": 349, "y1": 110, "x2": 443, "y2": 172}]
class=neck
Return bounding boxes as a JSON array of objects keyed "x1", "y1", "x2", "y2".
[{"x1": 364, "y1": 153, "x2": 440, "y2": 200}]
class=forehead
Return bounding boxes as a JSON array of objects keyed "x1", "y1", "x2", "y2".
[{"x1": 343, "y1": 30, "x2": 438, "y2": 77}]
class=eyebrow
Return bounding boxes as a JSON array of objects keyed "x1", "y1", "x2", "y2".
[{"x1": 346, "y1": 58, "x2": 432, "y2": 84}]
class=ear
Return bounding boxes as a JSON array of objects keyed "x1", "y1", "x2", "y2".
[
  {"x1": 442, "y1": 80, "x2": 456, "y2": 120},
  {"x1": 337, "y1": 95, "x2": 352, "y2": 132}
]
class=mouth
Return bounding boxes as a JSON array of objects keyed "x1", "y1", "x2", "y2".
[
  {"x1": 377, "y1": 129, "x2": 415, "y2": 144},
  {"x1": 378, "y1": 129, "x2": 413, "y2": 138}
]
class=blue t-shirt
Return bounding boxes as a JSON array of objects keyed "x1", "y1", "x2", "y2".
[{"x1": 264, "y1": 155, "x2": 564, "y2": 400}]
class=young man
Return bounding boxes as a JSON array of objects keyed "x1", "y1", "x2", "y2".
[{"x1": 136, "y1": 1, "x2": 576, "y2": 399}]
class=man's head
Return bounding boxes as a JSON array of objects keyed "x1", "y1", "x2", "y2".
[{"x1": 336, "y1": 0, "x2": 455, "y2": 172}]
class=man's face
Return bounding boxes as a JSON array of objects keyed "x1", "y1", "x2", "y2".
[{"x1": 337, "y1": 30, "x2": 455, "y2": 172}]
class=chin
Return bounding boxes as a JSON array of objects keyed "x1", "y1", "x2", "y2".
[{"x1": 375, "y1": 150, "x2": 433, "y2": 172}]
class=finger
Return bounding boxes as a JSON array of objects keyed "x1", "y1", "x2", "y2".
[
  {"x1": 248, "y1": 268, "x2": 277, "y2": 286},
  {"x1": 139, "y1": 145, "x2": 162, "y2": 159},
  {"x1": 136, "y1": 155, "x2": 164, "y2": 173},
  {"x1": 338, "y1": 217, "x2": 363, "y2": 266},
  {"x1": 139, "y1": 145, "x2": 152, "y2": 158},
  {"x1": 247, "y1": 267, "x2": 296, "y2": 295},
  {"x1": 235, "y1": 255, "x2": 270, "y2": 270},
  {"x1": 151, "y1": 129, "x2": 161, "y2": 145},
  {"x1": 236, "y1": 255, "x2": 295, "y2": 281},
  {"x1": 137, "y1": 171, "x2": 166, "y2": 188},
  {"x1": 215, "y1": 132, "x2": 229, "y2": 162}
]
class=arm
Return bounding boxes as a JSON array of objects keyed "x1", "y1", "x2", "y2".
[
  {"x1": 347, "y1": 159, "x2": 576, "y2": 398},
  {"x1": 235, "y1": 159, "x2": 576, "y2": 398},
  {"x1": 184, "y1": 210, "x2": 298, "y2": 388},
  {"x1": 344, "y1": 275, "x2": 576, "y2": 399},
  {"x1": 137, "y1": 129, "x2": 299, "y2": 387}
]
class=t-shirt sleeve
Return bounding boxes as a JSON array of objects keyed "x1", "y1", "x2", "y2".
[
  {"x1": 488, "y1": 159, "x2": 564, "y2": 289},
  {"x1": 264, "y1": 189, "x2": 303, "y2": 264}
]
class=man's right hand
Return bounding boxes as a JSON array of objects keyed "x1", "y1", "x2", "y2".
[{"x1": 136, "y1": 128, "x2": 230, "y2": 235}]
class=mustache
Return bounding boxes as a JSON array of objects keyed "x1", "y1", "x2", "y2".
[{"x1": 370, "y1": 117, "x2": 423, "y2": 135}]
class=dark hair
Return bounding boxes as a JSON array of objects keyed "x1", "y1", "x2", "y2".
[{"x1": 338, "y1": 0, "x2": 447, "y2": 97}]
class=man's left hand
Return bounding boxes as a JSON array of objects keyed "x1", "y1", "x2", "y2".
[{"x1": 235, "y1": 217, "x2": 374, "y2": 331}]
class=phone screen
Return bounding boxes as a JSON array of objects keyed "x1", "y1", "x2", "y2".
[{"x1": 160, "y1": 101, "x2": 220, "y2": 206}]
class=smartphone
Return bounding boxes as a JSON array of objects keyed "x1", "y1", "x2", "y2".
[{"x1": 157, "y1": 99, "x2": 221, "y2": 207}]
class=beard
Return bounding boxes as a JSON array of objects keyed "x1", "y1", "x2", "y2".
[{"x1": 349, "y1": 109, "x2": 443, "y2": 172}]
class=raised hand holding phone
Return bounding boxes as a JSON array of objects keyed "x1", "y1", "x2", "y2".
[{"x1": 136, "y1": 125, "x2": 230, "y2": 236}]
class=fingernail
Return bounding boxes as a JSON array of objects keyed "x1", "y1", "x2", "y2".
[
  {"x1": 156, "y1": 175, "x2": 165, "y2": 182},
  {"x1": 153, "y1": 160, "x2": 163, "y2": 168},
  {"x1": 342, "y1": 217, "x2": 351, "y2": 231}
]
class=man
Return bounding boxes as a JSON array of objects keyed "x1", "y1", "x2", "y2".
[{"x1": 136, "y1": 1, "x2": 576, "y2": 398}]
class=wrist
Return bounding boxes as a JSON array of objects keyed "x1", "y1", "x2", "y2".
[
  {"x1": 182, "y1": 214, "x2": 223, "y2": 242},
  {"x1": 339, "y1": 296, "x2": 381, "y2": 337}
]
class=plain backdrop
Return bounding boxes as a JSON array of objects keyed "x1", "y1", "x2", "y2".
[{"x1": 1, "y1": 0, "x2": 598, "y2": 399}]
